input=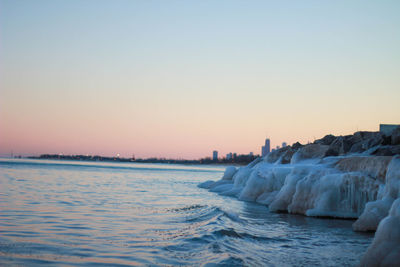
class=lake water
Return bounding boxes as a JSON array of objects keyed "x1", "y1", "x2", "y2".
[{"x1": 0, "y1": 158, "x2": 373, "y2": 266}]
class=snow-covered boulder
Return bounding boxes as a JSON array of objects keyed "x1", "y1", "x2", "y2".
[
  {"x1": 360, "y1": 198, "x2": 400, "y2": 266},
  {"x1": 269, "y1": 165, "x2": 314, "y2": 212},
  {"x1": 222, "y1": 166, "x2": 237, "y2": 180},
  {"x1": 239, "y1": 166, "x2": 290, "y2": 203},
  {"x1": 353, "y1": 196, "x2": 394, "y2": 232},
  {"x1": 232, "y1": 166, "x2": 253, "y2": 188},
  {"x1": 290, "y1": 144, "x2": 330, "y2": 164}
]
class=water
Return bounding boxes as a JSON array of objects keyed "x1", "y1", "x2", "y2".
[{"x1": 0, "y1": 158, "x2": 373, "y2": 266}]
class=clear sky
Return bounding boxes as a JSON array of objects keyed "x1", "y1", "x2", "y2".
[{"x1": 1, "y1": 0, "x2": 399, "y2": 159}]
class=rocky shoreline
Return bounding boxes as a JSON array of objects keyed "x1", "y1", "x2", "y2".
[{"x1": 199, "y1": 126, "x2": 400, "y2": 266}]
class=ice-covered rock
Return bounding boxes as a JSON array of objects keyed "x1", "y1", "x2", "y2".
[
  {"x1": 304, "y1": 172, "x2": 379, "y2": 218},
  {"x1": 210, "y1": 183, "x2": 234, "y2": 193},
  {"x1": 269, "y1": 165, "x2": 316, "y2": 212},
  {"x1": 280, "y1": 148, "x2": 296, "y2": 164},
  {"x1": 219, "y1": 186, "x2": 243, "y2": 197},
  {"x1": 353, "y1": 156, "x2": 400, "y2": 231},
  {"x1": 264, "y1": 147, "x2": 289, "y2": 163},
  {"x1": 209, "y1": 179, "x2": 232, "y2": 190},
  {"x1": 238, "y1": 170, "x2": 270, "y2": 202},
  {"x1": 198, "y1": 130, "x2": 400, "y2": 266},
  {"x1": 222, "y1": 166, "x2": 237, "y2": 180},
  {"x1": 360, "y1": 198, "x2": 400, "y2": 266},
  {"x1": 238, "y1": 166, "x2": 290, "y2": 203},
  {"x1": 335, "y1": 156, "x2": 392, "y2": 182},
  {"x1": 287, "y1": 167, "x2": 336, "y2": 215},
  {"x1": 290, "y1": 144, "x2": 329, "y2": 164},
  {"x1": 353, "y1": 196, "x2": 394, "y2": 232},
  {"x1": 198, "y1": 180, "x2": 216, "y2": 189},
  {"x1": 232, "y1": 165, "x2": 253, "y2": 188},
  {"x1": 201, "y1": 155, "x2": 398, "y2": 224},
  {"x1": 385, "y1": 156, "x2": 400, "y2": 198}
]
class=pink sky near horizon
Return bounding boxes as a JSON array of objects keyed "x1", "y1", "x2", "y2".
[{"x1": 1, "y1": 1, "x2": 400, "y2": 159}]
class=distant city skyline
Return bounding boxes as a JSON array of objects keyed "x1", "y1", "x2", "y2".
[{"x1": 1, "y1": 1, "x2": 400, "y2": 159}]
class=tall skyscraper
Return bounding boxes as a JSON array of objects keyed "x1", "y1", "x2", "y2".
[
  {"x1": 213, "y1": 150, "x2": 218, "y2": 161},
  {"x1": 282, "y1": 142, "x2": 287, "y2": 148},
  {"x1": 265, "y1": 138, "x2": 270, "y2": 154},
  {"x1": 262, "y1": 138, "x2": 271, "y2": 157}
]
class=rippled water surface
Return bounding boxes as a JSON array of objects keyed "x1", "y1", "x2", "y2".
[{"x1": 0, "y1": 158, "x2": 373, "y2": 266}]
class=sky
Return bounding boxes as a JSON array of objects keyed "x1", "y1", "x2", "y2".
[{"x1": 0, "y1": 0, "x2": 399, "y2": 159}]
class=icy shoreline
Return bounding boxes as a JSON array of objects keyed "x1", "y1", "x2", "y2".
[{"x1": 199, "y1": 128, "x2": 400, "y2": 266}]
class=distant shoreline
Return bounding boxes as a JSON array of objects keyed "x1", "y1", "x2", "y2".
[{"x1": 24, "y1": 154, "x2": 256, "y2": 166}]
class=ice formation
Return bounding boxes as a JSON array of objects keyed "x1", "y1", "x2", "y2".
[
  {"x1": 199, "y1": 128, "x2": 400, "y2": 266},
  {"x1": 353, "y1": 156, "x2": 400, "y2": 231},
  {"x1": 360, "y1": 198, "x2": 400, "y2": 267},
  {"x1": 202, "y1": 156, "x2": 383, "y2": 219}
]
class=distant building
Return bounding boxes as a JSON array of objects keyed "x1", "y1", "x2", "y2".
[
  {"x1": 276, "y1": 146, "x2": 280, "y2": 150},
  {"x1": 213, "y1": 150, "x2": 218, "y2": 161},
  {"x1": 380, "y1": 124, "x2": 399, "y2": 135},
  {"x1": 233, "y1": 153, "x2": 237, "y2": 160},
  {"x1": 261, "y1": 138, "x2": 271, "y2": 157},
  {"x1": 226, "y1": 152, "x2": 232, "y2": 160},
  {"x1": 249, "y1": 152, "x2": 253, "y2": 156},
  {"x1": 282, "y1": 142, "x2": 287, "y2": 148}
]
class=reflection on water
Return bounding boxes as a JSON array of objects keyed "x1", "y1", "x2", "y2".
[{"x1": 0, "y1": 158, "x2": 373, "y2": 266}]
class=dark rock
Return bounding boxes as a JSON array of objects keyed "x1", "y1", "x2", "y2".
[
  {"x1": 291, "y1": 144, "x2": 330, "y2": 163},
  {"x1": 391, "y1": 145, "x2": 400, "y2": 155},
  {"x1": 353, "y1": 131, "x2": 379, "y2": 141},
  {"x1": 325, "y1": 148, "x2": 339, "y2": 157},
  {"x1": 343, "y1": 134, "x2": 354, "y2": 141},
  {"x1": 281, "y1": 148, "x2": 296, "y2": 164},
  {"x1": 372, "y1": 146, "x2": 396, "y2": 156},
  {"x1": 314, "y1": 134, "x2": 336, "y2": 146},
  {"x1": 382, "y1": 135, "x2": 392, "y2": 145},
  {"x1": 349, "y1": 142, "x2": 365, "y2": 153},
  {"x1": 291, "y1": 142, "x2": 303, "y2": 150},
  {"x1": 315, "y1": 134, "x2": 336, "y2": 146},
  {"x1": 346, "y1": 134, "x2": 363, "y2": 145},
  {"x1": 328, "y1": 136, "x2": 353, "y2": 155},
  {"x1": 391, "y1": 126, "x2": 400, "y2": 145},
  {"x1": 362, "y1": 133, "x2": 386, "y2": 150},
  {"x1": 265, "y1": 146, "x2": 291, "y2": 163}
]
